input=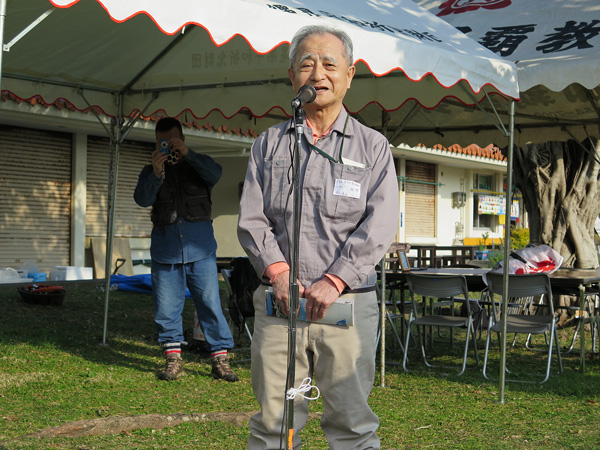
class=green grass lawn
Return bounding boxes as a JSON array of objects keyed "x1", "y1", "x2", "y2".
[{"x1": 1, "y1": 283, "x2": 599, "y2": 449}]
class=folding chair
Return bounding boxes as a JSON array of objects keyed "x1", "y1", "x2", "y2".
[
  {"x1": 567, "y1": 287, "x2": 600, "y2": 353},
  {"x1": 554, "y1": 284, "x2": 600, "y2": 354},
  {"x1": 376, "y1": 276, "x2": 416, "y2": 356},
  {"x1": 482, "y1": 272, "x2": 563, "y2": 383},
  {"x1": 376, "y1": 296, "x2": 407, "y2": 356},
  {"x1": 403, "y1": 273, "x2": 480, "y2": 375}
]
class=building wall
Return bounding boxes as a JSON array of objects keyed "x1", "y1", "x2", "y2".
[
  {"x1": 399, "y1": 161, "x2": 506, "y2": 248},
  {"x1": 0, "y1": 121, "x2": 512, "y2": 276},
  {"x1": 212, "y1": 156, "x2": 249, "y2": 257},
  {"x1": 437, "y1": 165, "x2": 468, "y2": 245}
]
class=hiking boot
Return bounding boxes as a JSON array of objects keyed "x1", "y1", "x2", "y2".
[
  {"x1": 211, "y1": 354, "x2": 239, "y2": 382},
  {"x1": 158, "y1": 355, "x2": 185, "y2": 381}
]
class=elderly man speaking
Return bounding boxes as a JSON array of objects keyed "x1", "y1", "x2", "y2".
[{"x1": 238, "y1": 24, "x2": 400, "y2": 449}]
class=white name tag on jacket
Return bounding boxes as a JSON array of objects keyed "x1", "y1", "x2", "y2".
[{"x1": 333, "y1": 179, "x2": 361, "y2": 199}]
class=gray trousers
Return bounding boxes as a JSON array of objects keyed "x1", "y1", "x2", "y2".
[{"x1": 248, "y1": 285, "x2": 380, "y2": 450}]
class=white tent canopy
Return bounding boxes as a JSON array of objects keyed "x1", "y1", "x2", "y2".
[
  {"x1": 2, "y1": 0, "x2": 518, "y2": 123},
  {"x1": 411, "y1": 0, "x2": 600, "y2": 146},
  {"x1": 416, "y1": 0, "x2": 600, "y2": 92}
]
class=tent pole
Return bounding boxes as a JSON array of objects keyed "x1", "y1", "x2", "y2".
[
  {"x1": 498, "y1": 99, "x2": 515, "y2": 404},
  {"x1": 1, "y1": 5, "x2": 55, "y2": 91},
  {"x1": 388, "y1": 102, "x2": 422, "y2": 143},
  {"x1": 79, "y1": 88, "x2": 144, "y2": 346},
  {"x1": 101, "y1": 117, "x2": 122, "y2": 345},
  {"x1": 458, "y1": 84, "x2": 509, "y2": 136},
  {"x1": 0, "y1": 0, "x2": 7, "y2": 92}
]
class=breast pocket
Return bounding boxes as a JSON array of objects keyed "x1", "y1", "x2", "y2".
[
  {"x1": 183, "y1": 180, "x2": 210, "y2": 218},
  {"x1": 322, "y1": 163, "x2": 371, "y2": 224},
  {"x1": 265, "y1": 157, "x2": 292, "y2": 216}
]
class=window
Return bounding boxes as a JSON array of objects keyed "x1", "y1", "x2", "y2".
[
  {"x1": 474, "y1": 173, "x2": 493, "y2": 191},
  {"x1": 473, "y1": 173, "x2": 497, "y2": 230}
]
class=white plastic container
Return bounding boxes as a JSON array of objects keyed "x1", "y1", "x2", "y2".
[{"x1": 50, "y1": 266, "x2": 94, "y2": 281}]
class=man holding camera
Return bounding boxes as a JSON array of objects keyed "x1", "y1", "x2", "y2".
[{"x1": 134, "y1": 117, "x2": 237, "y2": 382}]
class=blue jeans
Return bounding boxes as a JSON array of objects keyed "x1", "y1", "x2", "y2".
[{"x1": 151, "y1": 255, "x2": 234, "y2": 352}]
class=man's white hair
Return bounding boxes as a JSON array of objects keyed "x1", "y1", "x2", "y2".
[{"x1": 289, "y1": 25, "x2": 354, "y2": 68}]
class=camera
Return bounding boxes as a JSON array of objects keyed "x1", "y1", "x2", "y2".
[
  {"x1": 159, "y1": 139, "x2": 180, "y2": 165},
  {"x1": 159, "y1": 139, "x2": 170, "y2": 155}
]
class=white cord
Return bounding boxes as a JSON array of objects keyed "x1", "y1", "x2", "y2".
[{"x1": 286, "y1": 377, "x2": 320, "y2": 401}]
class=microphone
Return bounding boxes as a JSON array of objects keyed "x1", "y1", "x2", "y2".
[{"x1": 291, "y1": 85, "x2": 317, "y2": 109}]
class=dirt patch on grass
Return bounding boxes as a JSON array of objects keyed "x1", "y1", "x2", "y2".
[{"x1": 22, "y1": 411, "x2": 322, "y2": 438}]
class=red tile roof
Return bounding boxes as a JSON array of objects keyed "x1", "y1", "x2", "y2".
[{"x1": 429, "y1": 143, "x2": 505, "y2": 161}]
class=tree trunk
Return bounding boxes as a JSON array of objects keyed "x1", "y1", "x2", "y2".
[{"x1": 512, "y1": 138, "x2": 600, "y2": 269}]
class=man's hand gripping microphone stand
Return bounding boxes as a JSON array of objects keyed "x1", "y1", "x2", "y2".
[{"x1": 284, "y1": 84, "x2": 316, "y2": 450}]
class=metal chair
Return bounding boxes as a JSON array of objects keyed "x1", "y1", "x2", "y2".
[
  {"x1": 376, "y1": 299, "x2": 406, "y2": 357},
  {"x1": 565, "y1": 288, "x2": 600, "y2": 353},
  {"x1": 376, "y1": 276, "x2": 417, "y2": 351},
  {"x1": 552, "y1": 283, "x2": 600, "y2": 354},
  {"x1": 403, "y1": 273, "x2": 480, "y2": 375},
  {"x1": 482, "y1": 272, "x2": 563, "y2": 383}
]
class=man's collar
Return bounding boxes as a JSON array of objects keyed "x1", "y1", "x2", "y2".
[
  {"x1": 288, "y1": 108, "x2": 352, "y2": 137},
  {"x1": 327, "y1": 108, "x2": 352, "y2": 136}
]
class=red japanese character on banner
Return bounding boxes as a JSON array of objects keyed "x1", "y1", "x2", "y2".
[{"x1": 436, "y1": 0, "x2": 512, "y2": 16}]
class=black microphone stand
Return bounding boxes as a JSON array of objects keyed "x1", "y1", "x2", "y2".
[{"x1": 284, "y1": 104, "x2": 304, "y2": 449}]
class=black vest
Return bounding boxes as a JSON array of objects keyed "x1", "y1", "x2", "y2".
[{"x1": 151, "y1": 161, "x2": 212, "y2": 226}]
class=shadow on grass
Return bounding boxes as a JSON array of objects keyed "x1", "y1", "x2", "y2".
[
  {"x1": 0, "y1": 284, "x2": 158, "y2": 371},
  {"x1": 0, "y1": 284, "x2": 251, "y2": 375},
  {"x1": 3, "y1": 283, "x2": 597, "y2": 399},
  {"x1": 378, "y1": 325, "x2": 600, "y2": 399}
]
